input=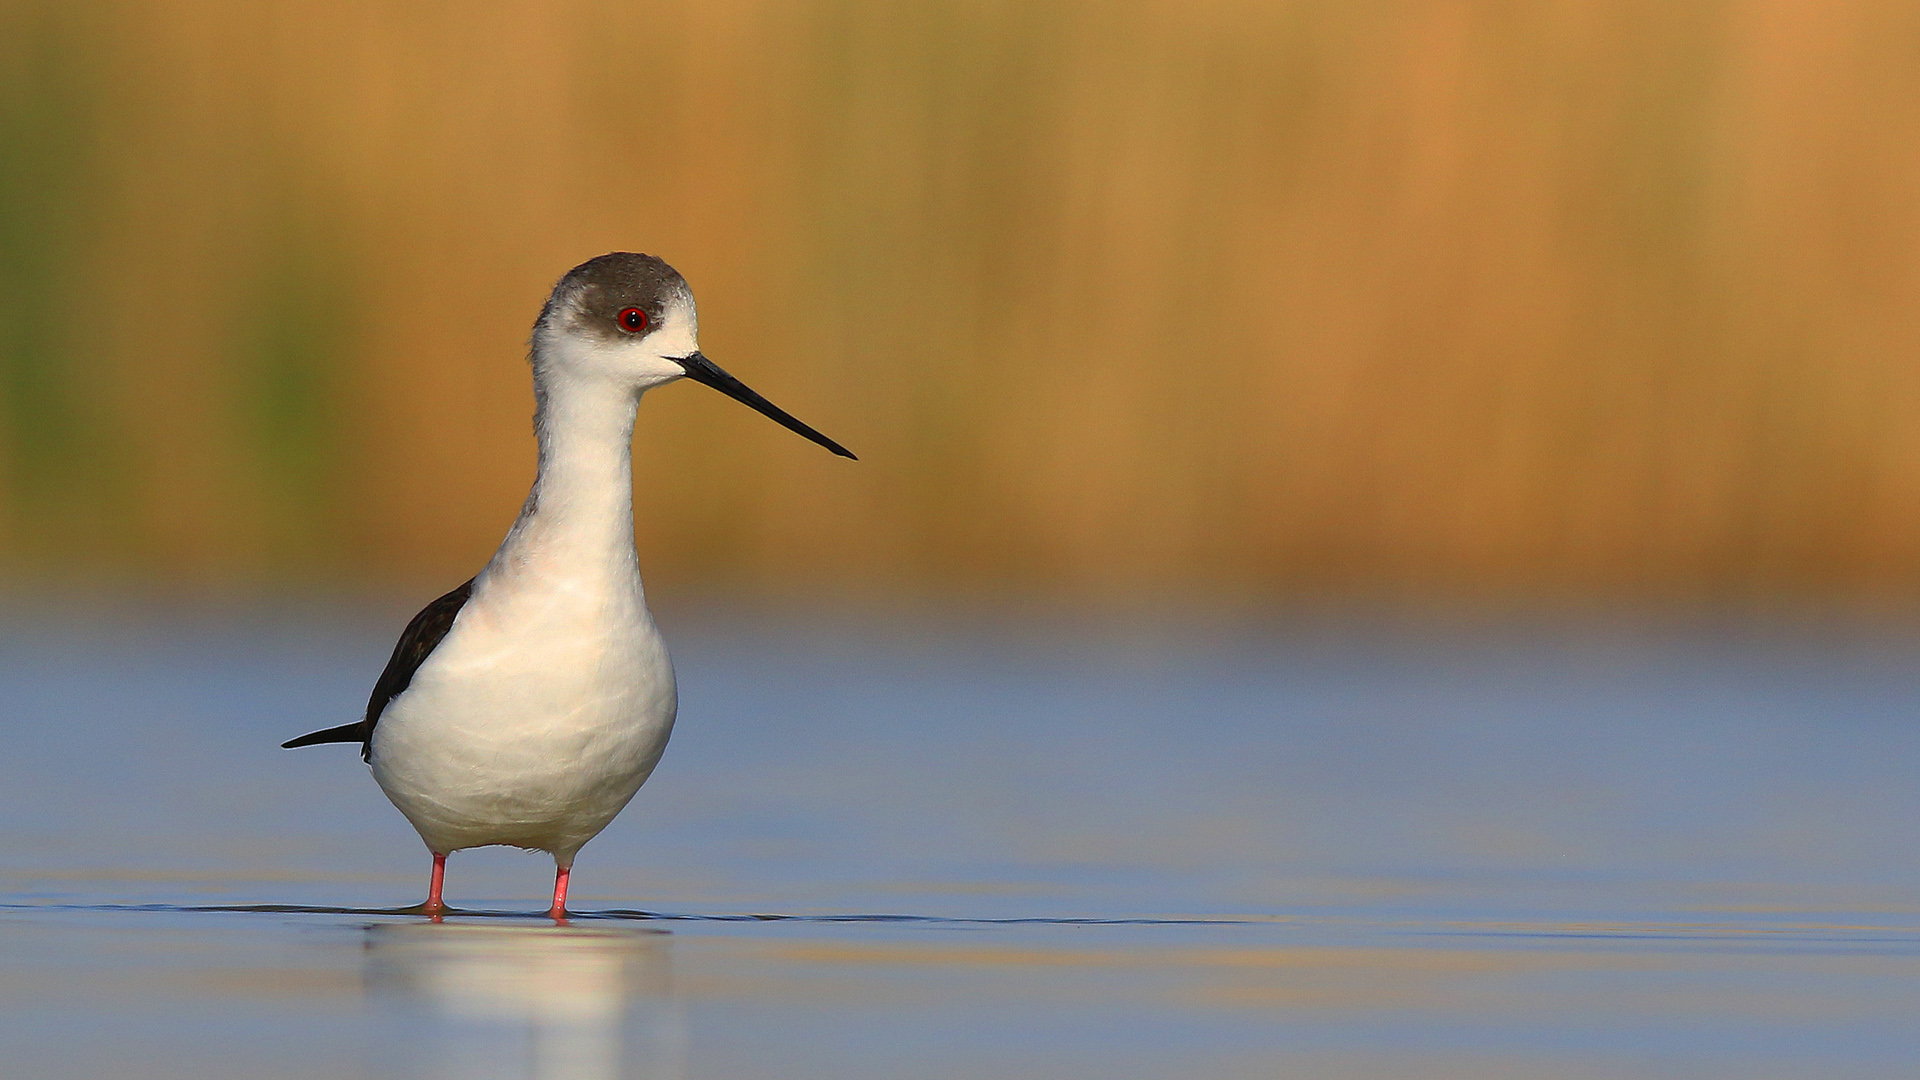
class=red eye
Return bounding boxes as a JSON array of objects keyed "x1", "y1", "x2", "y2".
[{"x1": 617, "y1": 307, "x2": 649, "y2": 332}]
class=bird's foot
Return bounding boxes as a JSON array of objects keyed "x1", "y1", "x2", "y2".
[
  {"x1": 549, "y1": 865, "x2": 571, "y2": 924},
  {"x1": 419, "y1": 852, "x2": 449, "y2": 921},
  {"x1": 389, "y1": 899, "x2": 449, "y2": 920}
]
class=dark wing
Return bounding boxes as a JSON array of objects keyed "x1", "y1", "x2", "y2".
[{"x1": 280, "y1": 578, "x2": 476, "y2": 762}]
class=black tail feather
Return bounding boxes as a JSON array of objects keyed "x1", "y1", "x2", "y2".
[{"x1": 282, "y1": 722, "x2": 366, "y2": 749}]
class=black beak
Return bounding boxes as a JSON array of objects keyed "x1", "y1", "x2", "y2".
[{"x1": 674, "y1": 352, "x2": 857, "y2": 460}]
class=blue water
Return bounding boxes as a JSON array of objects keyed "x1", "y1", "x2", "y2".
[{"x1": 2, "y1": 601, "x2": 1918, "y2": 1077}]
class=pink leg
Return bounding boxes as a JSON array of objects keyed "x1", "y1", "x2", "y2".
[
  {"x1": 424, "y1": 852, "x2": 448, "y2": 918},
  {"x1": 549, "y1": 865, "x2": 571, "y2": 921}
]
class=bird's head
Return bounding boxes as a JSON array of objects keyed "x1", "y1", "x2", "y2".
[{"x1": 534, "y1": 252, "x2": 855, "y2": 459}]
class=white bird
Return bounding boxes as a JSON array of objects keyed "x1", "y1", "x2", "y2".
[{"x1": 283, "y1": 253, "x2": 853, "y2": 919}]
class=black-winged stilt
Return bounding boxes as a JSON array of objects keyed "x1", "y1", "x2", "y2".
[{"x1": 283, "y1": 253, "x2": 853, "y2": 919}]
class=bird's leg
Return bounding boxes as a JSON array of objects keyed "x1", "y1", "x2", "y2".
[
  {"x1": 424, "y1": 852, "x2": 448, "y2": 919},
  {"x1": 549, "y1": 865, "x2": 571, "y2": 922}
]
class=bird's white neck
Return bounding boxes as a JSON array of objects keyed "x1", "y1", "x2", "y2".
[{"x1": 488, "y1": 368, "x2": 644, "y2": 588}]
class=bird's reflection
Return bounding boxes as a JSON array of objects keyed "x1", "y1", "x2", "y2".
[{"x1": 365, "y1": 922, "x2": 683, "y2": 1080}]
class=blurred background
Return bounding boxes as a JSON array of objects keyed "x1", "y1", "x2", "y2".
[
  {"x1": 7, "y1": 0, "x2": 1920, "y2": 603},
  {"x1": 13, "y1": 8, "x2": 1920, "y2": 1077}
]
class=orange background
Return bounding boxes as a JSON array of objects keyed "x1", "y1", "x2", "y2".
[{"x1": 4, "y1": 1, "x2": 1919, "y2": 600}]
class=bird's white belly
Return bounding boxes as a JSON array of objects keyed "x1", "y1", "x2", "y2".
[{"x1": 369, "y1": 593, "x2": 676, "y2": 862}]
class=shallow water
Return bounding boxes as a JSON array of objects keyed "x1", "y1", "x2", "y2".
[{"x1": 3, "y1": 603, "x2": 1919, "y2": 1077}]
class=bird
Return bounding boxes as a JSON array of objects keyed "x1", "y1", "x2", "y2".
[{"x1": 282, "y1": 253, "x2": 853, "y2": 920}]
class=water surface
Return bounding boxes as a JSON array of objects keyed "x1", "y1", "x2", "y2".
[{"x1": 2, "y1": 604, "x2": 1918, "y2": 1077}]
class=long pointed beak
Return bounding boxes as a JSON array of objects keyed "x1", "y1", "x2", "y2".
[{"x1": 673, "y1": 352, "x2": 857, "y2": 460}]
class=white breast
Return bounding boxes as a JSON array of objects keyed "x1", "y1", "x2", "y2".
[{"x1": 368, "y1": 567, "x2": 677, "y2": 864}]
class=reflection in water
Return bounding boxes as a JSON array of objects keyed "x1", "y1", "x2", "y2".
[{"x1": 365, "y1": 923, "x2": 683, "y2": 1080}]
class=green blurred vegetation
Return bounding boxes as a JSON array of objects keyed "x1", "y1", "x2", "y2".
[
  {"x1": 0, "y1": 3, "x2": 130, "y2": 561},
  {"x1": 232, "y1": 202, "x2": 355, "y2": 567},
  {"x1": 2, "y1": 0, "x2": 1920, "y2": 599}
]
